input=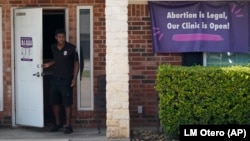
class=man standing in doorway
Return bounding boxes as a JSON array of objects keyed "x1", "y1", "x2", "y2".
[{"x1": 43, "y1": 29, "x2": 79, "y2": 134}]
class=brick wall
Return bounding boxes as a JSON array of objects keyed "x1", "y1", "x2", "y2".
[
  {"x1": 0, "y1": 0, "x2": 106, "y2": 128},
  {"x1": 128, "y1": 4, "x2": 182, "y2": 127},
  {"x1": 0, "y1": 1, "x2": 182, "y2": 128}
]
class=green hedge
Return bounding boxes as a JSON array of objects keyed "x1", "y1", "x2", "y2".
[{"x1": 155, "y1": 65, "x2": 250, "y2": 138}]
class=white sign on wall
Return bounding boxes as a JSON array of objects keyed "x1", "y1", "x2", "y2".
[{"x1": 20, "y1": 37, "x2": 33, "y2": 61}]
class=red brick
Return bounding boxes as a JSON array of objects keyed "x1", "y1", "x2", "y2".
[
  {"x1": 9, "y1": 0, "x2": 22, "y2": 4},
  {"x1": 1, "y1": 2, "x2": 182, "y2": 128},
  {"x1": 37, "y1": 0, "x2": 51, "y2": 3},
  {"x1": 52, "y1": 0, "x2": 66, "y2": 3},
  {"x1": 67, "y1": 0, "x2": 79, "y2": 3}
]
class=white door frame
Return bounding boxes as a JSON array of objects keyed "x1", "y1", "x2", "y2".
[
  {"x1": 11, "y1": 7, "x2": 69, "y2": 127},
  {"x1": 0, "y1": 7, "x2": 3, "y2": 112}
]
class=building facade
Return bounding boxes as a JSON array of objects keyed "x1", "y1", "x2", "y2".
[{"x1": 0, "y1": 0, "x2": 182, "y2": 139}]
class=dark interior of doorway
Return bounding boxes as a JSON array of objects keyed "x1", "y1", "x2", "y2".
[{"x1": 43, "y1": 9, "x2": 65, "y2": 126}]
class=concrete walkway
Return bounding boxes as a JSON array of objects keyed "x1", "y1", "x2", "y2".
[{"x1": 0, "y1": 126, "x2": 107, "y2": 141}]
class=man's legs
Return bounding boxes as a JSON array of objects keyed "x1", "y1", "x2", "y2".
[
  {"x1": 53, "y1": 104, "x2": 61, "y2": 125},
  {"x1": 65, "y1": 105, "x2": 72, "y2": 127},
  {"x1": 61, "y1": 79, "x2": 73, "y2": 134},
  {"x1": 50, "y1": 78, "x2": 63, "y2": 132},
  {"x1": 50, "y1": 104, "x2": 63, "y2": 132},
  {"x1": 64, "y1": 105, "x2": 73, "y2": 134}
]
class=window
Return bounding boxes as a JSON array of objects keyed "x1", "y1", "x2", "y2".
[
  {"x1": 182, "y1": 52, "x2": 203, "y2": 66},
  {"x1": 182, "y1": 52, "x2": 250, "y2": 67},
  {"x1": 205, "y1": 52, "x2": 250, "y2": 66},
  {"x1": 77, "y1": 6, "x2": 93, "y2": 110},
  {"x1": 0, "y1": 7, "x2": 3, "y2": 111}
]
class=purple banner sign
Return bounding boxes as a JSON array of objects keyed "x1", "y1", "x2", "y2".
[{"x1": 148, "y1": 2, "x2": 249, "y2": 53}]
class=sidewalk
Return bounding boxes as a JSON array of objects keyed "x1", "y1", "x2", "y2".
[{"x1": 0, "y1": 126, "x2": 107, "y2": 141}]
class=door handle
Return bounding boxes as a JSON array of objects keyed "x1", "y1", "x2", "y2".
[
  {"x1": 37, "y1": 64, "x2": 42, "y2": 68},
  {"x1": 32, "y1": 72, "x2": 40, "y2": 77}
]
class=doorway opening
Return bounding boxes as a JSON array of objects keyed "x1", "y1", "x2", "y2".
[{"x1": 42, "y1": 9, "x2": 65, "y2": 125}]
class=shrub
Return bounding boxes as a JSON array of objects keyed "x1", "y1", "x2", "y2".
[{"x1": 155, "y1": 65, "x2": 250, "y2": 139}]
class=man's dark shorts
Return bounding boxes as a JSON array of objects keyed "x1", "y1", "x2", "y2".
[{"x1": 50, "y1": 77, "x2": 73, "y2": 106}]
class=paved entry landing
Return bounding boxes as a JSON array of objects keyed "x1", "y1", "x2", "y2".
[
  {"x1": 0, "y1": 127, "x2": 107, "y2": 141},
  {"x1": 0, "y1": 139, "x2": 69, "y2": 141}
]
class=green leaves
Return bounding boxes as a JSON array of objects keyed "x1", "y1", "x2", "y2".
[{"x1": 156, "y1": 65, "x2": 250, "y2": 138}]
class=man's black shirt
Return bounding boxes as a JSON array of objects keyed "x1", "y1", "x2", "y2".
[{"x1": 51, "y1": 41, "x2": 79, "y2": 80}]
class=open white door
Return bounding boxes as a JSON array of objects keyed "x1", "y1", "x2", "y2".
[{"x1": 14, "y1": 8, "x2": 44, "y2": 127}]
